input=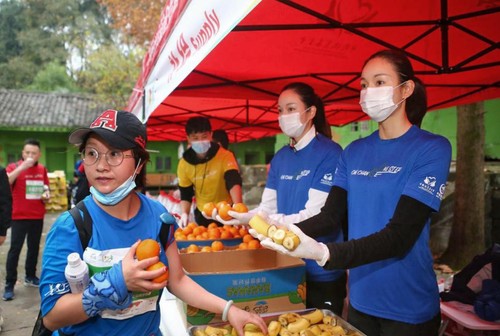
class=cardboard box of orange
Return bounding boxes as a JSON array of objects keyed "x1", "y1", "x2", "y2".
[
  {"x1": 176, "y1": 237, "x2": 243, "y2": 249},
  {"x1": 179, "y1": 248, "x2": 306, "y2": 325}
]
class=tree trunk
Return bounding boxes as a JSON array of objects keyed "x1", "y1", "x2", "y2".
[{"x1": 440, "y1": 102, "x2": 485, "y2": 270}]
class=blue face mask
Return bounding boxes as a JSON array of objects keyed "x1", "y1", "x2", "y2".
[
  {"x1": 90, "y1": 159, "x2": 141, "y2": 206},
  {"x1": 191, "y1": 140, "x2": 211, "y2": 154}
]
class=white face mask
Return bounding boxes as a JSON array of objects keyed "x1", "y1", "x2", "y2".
[
  {"x1": 359, "y1": 82, "x2": 406, "y2": 122},
  {"x1": 191, "y1": 140, "x2": 211, "y2": 154},
  {"x1": 278, "y1": 107, "x2": 310, "y2": 138}
]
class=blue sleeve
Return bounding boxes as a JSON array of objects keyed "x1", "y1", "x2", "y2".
[
  {"x1": 333, "y1": 146, "x2": 349, "y2": 191},
  {"x1": 403, "y1": 136, "x2": 452, "y2": 211},
  {"x1": 311, "y1": 144, "x2": 342, "y2": 193},
  {"x1": 40, "y1": 211, "x2": 82, "y2": 316}
]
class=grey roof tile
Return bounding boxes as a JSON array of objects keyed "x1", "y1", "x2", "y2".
[{"x1": 0, "y1": 89, "x2": 109, "y2": 128}]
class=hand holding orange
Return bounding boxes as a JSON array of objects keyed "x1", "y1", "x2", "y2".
[
  {"x1": 147, "y1": 261, "x2": 169, "y2": 283},
  {"x1": 136, "y1": 239, "x2": 160, "y2": 260}
]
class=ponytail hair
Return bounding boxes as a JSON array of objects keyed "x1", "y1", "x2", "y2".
[
  {"x1": 280, "y1": 82, "x2": 332, "y2": 138},
  {"x1": 364, "y1": 49, "x2": 427, "y2": 127}
]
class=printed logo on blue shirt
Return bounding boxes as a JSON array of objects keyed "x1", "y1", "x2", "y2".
[
  {"x1": 296, "y1": 170, "x2": 310, "y2": 180},
  {"x1": 436, "y1": 183, "x2": 446, "y2": 200},
  {"x1": 45, "y1": 282, "x2": 71, "y2": 297},
  {"x1": 320, "y1": 173, "x2": 334, "y2": 186},
  {"x1": 351, "y1": 165, "x2": 402, "y2": 177},
  {"x1": 419, "y1": 176, "x2": 437, "y2": 195}
]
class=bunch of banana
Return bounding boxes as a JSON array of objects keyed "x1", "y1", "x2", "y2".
[
  {"x1": 248, "y1": 215, "x2": 300, "y2": 251},
  {"x1": 193, "y1": 324, "x2": 233, "y2": 336}
]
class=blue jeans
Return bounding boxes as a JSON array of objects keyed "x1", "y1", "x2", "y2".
[{"x1": 5, "y1": 219, "x2": 44, "y2": 285}]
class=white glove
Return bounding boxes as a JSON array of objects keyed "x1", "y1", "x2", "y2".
[
  {"x1": 216, "y1": 210, "x2": 253, "y2": 226},
  {"x1": 178, "y1": 213, "x2": 189, "y2": 229},
  {"x1": 249, "y1": 223, "x2": 330, "y2": 266}
]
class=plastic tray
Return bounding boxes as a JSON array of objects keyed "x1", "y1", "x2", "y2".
[{"x1": 188, "y1": 308, "x2": 366, "y2": 335}]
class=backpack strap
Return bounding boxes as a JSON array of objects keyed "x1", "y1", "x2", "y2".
[
  {"x1": 159, "y1": 212, "x2": 176, "y2": 250},
  {"x1": 69, "y1": 201, "x2": 92, "y2": 250}
]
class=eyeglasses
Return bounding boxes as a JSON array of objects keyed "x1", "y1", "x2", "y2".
[{"x1": 81, "y1": 147, "x2": 134, "y2": 167}]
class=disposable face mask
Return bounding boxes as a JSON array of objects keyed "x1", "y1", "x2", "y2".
[
  {"x1": 90, "y1": 159, "x2": 141, "y2": 206},
  {"x1": 359, "y1": 82, "x2": 406, "y2": 122},
  {"x1": 278, "y1": 108, "x2": 310, "y2": 138},
  {"x1": 191, "y1": 140, "x2": 211, "y2": 154}
]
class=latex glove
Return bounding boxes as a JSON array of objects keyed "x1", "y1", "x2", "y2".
[
  {"x1": 216, "y1": 210, "x2": 253, "y2": 226},
  {"x1": 178, "y1": 213, "x2": 189, "y2": 229},
  {"x1": 250, "y1": 223, "x2": 330, "y2": 266}
]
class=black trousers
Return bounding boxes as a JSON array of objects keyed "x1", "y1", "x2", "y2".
[
  {"x1": 5, "y1": 219, "x2": 44, "y2": 285},
  {"x1": 347, "y1": 304, "x2": 441, "y2": 336},
  {"x1": 306, "y1": 272, "x2": 347, "y2": 316}
]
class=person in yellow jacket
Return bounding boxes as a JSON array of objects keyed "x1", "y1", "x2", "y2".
[{"x1": 177, "y1": 117, "x2": 242, "y2": 227}]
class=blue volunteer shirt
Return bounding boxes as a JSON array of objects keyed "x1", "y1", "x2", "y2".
[
  {"x1": 334, "y1": 125, "x2": 451, "y2": 323},
  {"x1": 267, "y1": 134, "x2": 344, "y2": 282}
]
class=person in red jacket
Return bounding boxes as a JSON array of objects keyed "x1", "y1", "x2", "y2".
[{"x1": 3, "y1": 138, "x2": 50, "y2": 301}]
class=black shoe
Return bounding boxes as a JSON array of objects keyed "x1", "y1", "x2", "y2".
[
  {"x1": 2, "y1": 285, "x2": 14, "y2": 301},
  {"x1": 24, "y1": 276, "x2": 40, "y2": 288}
]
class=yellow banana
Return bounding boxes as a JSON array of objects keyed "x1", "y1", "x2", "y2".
[
  {"x1": 272, "y1": 228, "x2": 287, "y2": 244},
  {"x1": 204, "y1": 325, "x2": 228, "y2": 336},
  {"x1": 244, "y1": 323, "x2": 261, "y2": 332},
  {"x1": 301, "y1": 309, "x2": 324, "y2": 325},
  {"x1": 287, "y1": 317, "x2": 310, "y2": 333},
  {"x1": 268, "y1": 320, "x2": 282, "y2": 336},
  {"x1": 282, "y1": 231, "x2": 300, "y2": 251},
  {"x1": 193, "y1": 329, "x2": 208, "y2": 336},
  {"x1": 306, "y1": 324, "x2": 322, "y2": 336},
  {"x1": 244, "y1": 332, "x2": 265, "y2": 336},
  {"x1": 249, "y1": 215, "x2": 271, "y2": 236}
]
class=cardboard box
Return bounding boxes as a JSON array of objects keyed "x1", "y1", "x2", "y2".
[{"x1": 180, "y1": 248, "x2": 306, "y2": 325}]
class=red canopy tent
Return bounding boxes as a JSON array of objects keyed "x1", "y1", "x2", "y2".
[{"x1": 127, "y1": 0, "x2": 500, "y2": 143}]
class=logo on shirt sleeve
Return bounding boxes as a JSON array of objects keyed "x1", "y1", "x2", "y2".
[
  {"x1": 436, "y1": 183, "x2": 446, "y2": 200},
  {"x1": 320, "y1": 173, "x2": 334, "y2": 186},
  {"x1": 419, "y1": 176, "x2": 437, "y2": 195}
]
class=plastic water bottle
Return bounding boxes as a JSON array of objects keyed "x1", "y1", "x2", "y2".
[{"x1": 64, "y1": 253, "x2": 89, "y2": 293}]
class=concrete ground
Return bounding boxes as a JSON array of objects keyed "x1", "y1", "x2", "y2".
[{"x1": 0, "y1": 211, "x2": 61, "y2": 335}]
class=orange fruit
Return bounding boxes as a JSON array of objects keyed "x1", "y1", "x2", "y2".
[
  {"x1": 136, "y1": 239, "x2": 160, "y2": 261},
  {"x1": 218, "y1": 202, "x2": 233, "y2": 221},
  {"x1": 192, "y1": 226, "x2": 205, "y2": 236},
  {"x1": 211, "y1": 240, "x2": 224, "y2": 252},
  {"x1": 232, "y1": 202, "x2": 248, "y2": 213},
  {"x1": 216, "y1": 201, "x2": 230, "y2": 211},
  {"x1": 200, "y1": 246, "x2": 212, "y2": 253},
  {"x1": 242, "y1": 234, "x2": 254, "y2": 243},
  {"x1": 147, "y1": 261, "x2": 169, "y2": 283},
  {"x1": 203, "y1": 202, "x2": 216, "y2": 217},
  {"x1": 207, "y1": 222, "x2": 219, "y2": 230},
  {"x1": 208, "y1": 228, "x2": 221, "y2": 239},
  {"x1": 220, "y1": 230, "x2": 232, "y2": 239},
  {"x1": 239, "y1": 227, "x2": 248, "y2": 237},
  {"x1": 238, "y1": 242, "x2": 248, "y2": 250},
  {"x1": 186, "y1": 244, "x2": 200, "y2": 253},
  {"x1": 248, "y1": 239, "x2": 261, "y2": 249}
]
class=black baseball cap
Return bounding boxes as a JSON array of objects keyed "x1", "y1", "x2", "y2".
[{"x1": 69, "y1": 110, "x2": 147, "y2": 149}]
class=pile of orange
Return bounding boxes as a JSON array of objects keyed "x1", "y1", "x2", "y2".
[
  {"x1": 174, "y1": 222, "x2": 249, "y2": 241},
  {"x1": 185, "y1": 240, "x2": 226, "y2": 253}
]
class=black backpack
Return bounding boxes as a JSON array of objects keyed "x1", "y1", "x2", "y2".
[{"x1": 32, "y1": 202, "x2": 173, "y2": 336}]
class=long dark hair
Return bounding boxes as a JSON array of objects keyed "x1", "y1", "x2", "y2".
[
  {"x1": 364, "y1": 49, "x2": 427, "y2": 127},
  {"x1": 280, "y1": 82, "x2": 332, "y2": 138}
]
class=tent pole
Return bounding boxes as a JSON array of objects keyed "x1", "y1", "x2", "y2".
[{"x1": 142, "y1": 89, "x2": 146, "y2": 121}]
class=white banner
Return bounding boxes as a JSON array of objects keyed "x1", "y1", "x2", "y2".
[{"x1": 133, "y1": 0, "x2": 261, "y2": 120}]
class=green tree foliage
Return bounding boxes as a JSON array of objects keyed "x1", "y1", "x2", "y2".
[
  {"x1": 27, "y1": 61, "x2": 80, "y2": 93},
  {"x1": 0, "y1": 0, "x2": 112, "y2": 90},
  {"x1": 77, "y1": 44, "x2": 142, "y2": 108}
]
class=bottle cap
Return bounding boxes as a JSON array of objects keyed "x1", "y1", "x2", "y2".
[{"x1": 67, "y1": 252, "x2": 81, "y2": 266}]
